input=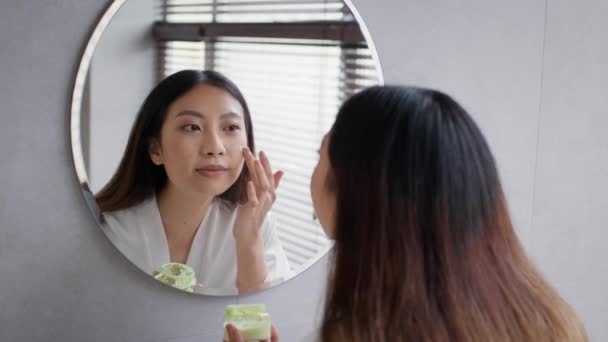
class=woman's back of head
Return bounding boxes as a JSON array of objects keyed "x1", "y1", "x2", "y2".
[{"x1": 321, "y1": 86, "x2": 587, "y2": 342}]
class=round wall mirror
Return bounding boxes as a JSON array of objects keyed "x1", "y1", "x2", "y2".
[{"x1": 71, "y1": 0, "x2": 383, "y2": 295}]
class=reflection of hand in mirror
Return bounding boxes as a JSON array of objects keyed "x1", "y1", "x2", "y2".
[
  {"x1": 233, "y1": 148, "x2": 284, "y2": 292},
  {"x1": 96, "y1": 70, "x2": 293, "y2": 294}
]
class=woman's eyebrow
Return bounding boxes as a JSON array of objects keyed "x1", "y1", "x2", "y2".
[
  {"x1": 220, "y1": 112, "x2": 242, "y2": 120},
  {"x1": 175, "y1": 110, "x2": 204, "y2": 119},
  {"x1": 174, "y1": 111, "x2": 242, "y2": 119}
]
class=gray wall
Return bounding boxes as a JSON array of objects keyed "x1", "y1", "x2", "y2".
[
  {"x1": 529, "y1": 0, "x2": 608, "y2": 338},
  {"x1": 0, "y1": 0, "x2": 606, "y2": 341},
  {"x1": 88, "y1": 0, "x2": 156, "y2": 192}
]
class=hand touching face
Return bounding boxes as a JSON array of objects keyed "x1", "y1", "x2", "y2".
[{"x1": 232, "y1": 147, "x2": 284, "y2": 243}]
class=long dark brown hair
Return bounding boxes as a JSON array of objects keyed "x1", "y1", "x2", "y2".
[
  {"x1": 95, "y1": 70, "x2": 255, "y2": 213},
  {"x1": 321, "y1": 86, "x2": 587, "y2": 341}
]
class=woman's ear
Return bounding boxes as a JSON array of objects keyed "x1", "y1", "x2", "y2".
[{"x1": 148, "y1": 138, "x2": 163, "y2": 165}]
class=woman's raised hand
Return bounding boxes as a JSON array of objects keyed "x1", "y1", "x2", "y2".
[{"x1": 233, "y1": 147, "x2": 283, "y2": 243}]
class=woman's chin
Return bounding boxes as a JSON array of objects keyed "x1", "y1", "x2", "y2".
[{"x1": 189, "y1": 183, "x2": 231, "y2": 197}]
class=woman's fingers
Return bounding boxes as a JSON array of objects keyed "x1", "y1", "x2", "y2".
[
  {"x1": 225, "y1": 323, "x2": 277, "y2": 342},
  {"x1": 246, "y1": 181, "x2": 259, "y2": 207},
  {"x1": 260, "y1": 151, "x2": 283, "y2": 202},
  {"x1": 243, "y1": 147, "x2": 269, "y2": 193},
  {"x1": 259, "y1": 151, "x2": 275, "y2": 189},
  {"x1": 225, "y1": 324, "x2": 244, "y2": 342},
  {"x1": 243, "y1": 148, "x2": 280, "y2": 204},
  {"x1": 255, "y1": 159, "x2": 270, "y2": 193},
  {"x1": 242, "y1": 147, "x2": 258, "y2": 186},
  {"x1": 270, "y1": 324, "x2": 280, "y2": 342},
  {"x1": 273, "y1": 171, "x2": 284, "y2": 190}
]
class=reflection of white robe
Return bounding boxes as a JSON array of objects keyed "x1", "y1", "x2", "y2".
[{"x1": 101, "y1": 195, "x2": 293, "y2": 290}]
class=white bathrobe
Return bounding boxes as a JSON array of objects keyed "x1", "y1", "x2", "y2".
[{"x1": 101, "y1": 195, "x2": 293, "y2": 290}]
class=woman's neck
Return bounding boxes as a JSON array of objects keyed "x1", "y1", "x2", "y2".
[{"x1": 156, "y1": 183, "x2": 214, "y2": 262}]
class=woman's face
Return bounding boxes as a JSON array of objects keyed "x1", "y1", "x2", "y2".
[
  {"x1": 149, "y1": 84, "x2": 248, "y2": 198},
  {"x1": 311, "y1": 134, "x2": 337, "y2": 239}
]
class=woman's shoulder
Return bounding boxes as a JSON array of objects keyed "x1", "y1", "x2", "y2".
[
  {"x1": 101, "y1": 196, "x2": 156, "y2": 233},
  {"x1": 99, "y1": 196, "x2": 162, "y2": 275},
  {"x1": 103, "y1": 196, "x2": 154, "y2": 218}
]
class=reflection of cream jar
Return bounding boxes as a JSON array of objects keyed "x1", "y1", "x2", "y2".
[
  {"x1": 154, "y1": 263, "x2": 197, "y2": 292},
  {"x1": 223, "y1": 304, "x2": 271, "y2": 341}
]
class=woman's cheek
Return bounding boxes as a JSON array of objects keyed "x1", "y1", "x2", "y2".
[{"x1": 229, "y1": 139, "x2": 248, "y2": 157}]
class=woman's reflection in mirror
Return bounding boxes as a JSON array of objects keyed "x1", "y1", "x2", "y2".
[{"x1": 96, "y1": 70, "x2": 293, "y2": 293}]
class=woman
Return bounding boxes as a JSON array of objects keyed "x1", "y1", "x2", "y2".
[
  {"x1": 97, "y1": 70, "x2": 292, "y2": 293},
  {"x1": 226, "y1": 85, "x2": 587, "y2": 341}
]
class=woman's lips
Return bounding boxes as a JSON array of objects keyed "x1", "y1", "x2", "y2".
[{"x1": 196, "y1": 165, "x2": 228, "y2": 177}]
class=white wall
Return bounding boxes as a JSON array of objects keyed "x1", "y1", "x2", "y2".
[
  {"x1": 88, "y1": 0, "x2": 156, "y2": 192},
  {"x1": 0, "y1": 0, "x2": 606, "y2": 341}
]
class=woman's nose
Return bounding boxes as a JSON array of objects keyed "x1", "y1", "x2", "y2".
[{"x1": 202, "y1": 132, "x2": 226, "y2": 156}]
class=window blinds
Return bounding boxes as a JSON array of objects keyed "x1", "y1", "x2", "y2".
[
  {"x1": 158, "y1": 41, "x2": 206, "y2": 79},
  {"x1": 156, "y1": 0, "x2": 379, "y2": 272},
  {"x1": 214, "y1": 38, "x2": 338, "y2": 271},
  {"x1": 160, "y1": 0, "x2": 349, "y2": 23}
]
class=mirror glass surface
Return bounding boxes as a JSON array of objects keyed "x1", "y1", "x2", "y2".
[{"x1": 71, "y1": 0, "x2": 383, "y2": 295}]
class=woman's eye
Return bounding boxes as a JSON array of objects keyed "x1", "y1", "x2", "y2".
[
  {"x1": 183, "y1": 124, "x2": 201, "y2": 132},
  {"x1": 225, "y1": 124, "x2": 241, "y2": 132}
]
